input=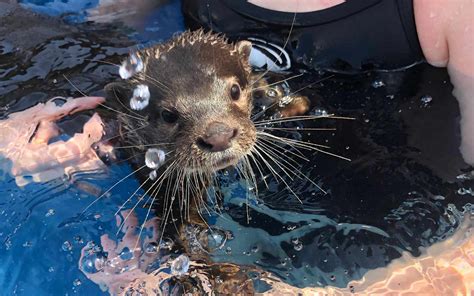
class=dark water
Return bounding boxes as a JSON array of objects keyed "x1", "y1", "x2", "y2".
[{"x1": 0, "y1": 0, "x2": 473, "y2": 295}]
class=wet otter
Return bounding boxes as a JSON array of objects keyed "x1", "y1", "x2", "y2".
[
  {"x1": 99, "y1": 29, "x2": 312, "y2": 219},
  {"x1": 106, "y1": 30, "x2": 257, "y2": 175}
]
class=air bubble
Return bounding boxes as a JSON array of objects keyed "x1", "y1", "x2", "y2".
[
  {"x1": 45, "y1": 209, "x2": 55, "y2": 217},
  {"x1": 171, "y1": 255, "x2": 190, "y2": 276}
]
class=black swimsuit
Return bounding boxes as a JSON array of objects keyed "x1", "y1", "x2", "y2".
[{"x1": 182, "y1": 0, "x2": 425, "y2": 72}]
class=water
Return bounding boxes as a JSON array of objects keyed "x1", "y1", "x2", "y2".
[{"x1": 1, "y1": 1, "x2": 473, "y2": 295}]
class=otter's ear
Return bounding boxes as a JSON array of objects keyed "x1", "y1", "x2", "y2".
[
  {"x1": 236, "y1": 40, "x2": 252, "y2": 61},
  {"x1": 104, "y1": 81, "x2": 132, "y2": 101}
]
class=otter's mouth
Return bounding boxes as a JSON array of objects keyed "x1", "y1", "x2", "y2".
[{"x1": 212, "y1": 155, "x2": 240, "y2": 170}]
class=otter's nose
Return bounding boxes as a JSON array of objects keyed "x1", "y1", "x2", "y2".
[{"x1": 197, "y1": 122, "x2": 238, "y2": 152}]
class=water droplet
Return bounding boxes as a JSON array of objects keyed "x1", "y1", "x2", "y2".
[
  {"x1": 48, "y1": 267, "x2": 55, "y2": 273},
  {"x1": 159, "y1": 237, "x2": 174, "y2": 250},
  {"x1": 225, "y1": 231, "x2": 234, "y2": 240},
  {"x1": 130, "y1": 84, "x2": 150, "y2": 110},
  {"x1": 456, "y1": 171, "x2": 474, "y2": 181},
  {"x1": 371, "y1": 80, "x2": 385, "y2": 88},
  {"x1": 62, "y1": 241, "x2": 73, "y2": 252},
  {"x1": 171, "y1": 255, "x2": 190, "y2": 276},
  {"x1": 119, "y1": 247, "x2": 134, "y2": 260},
  {"x1": 293, "y1": 243, "x2": 303, "y2": 251},
  {"x1": 22, "y1": 241, "x2": 32, "y2": 248},
  {"x1": 420, "y1": 95, "x2": 433, "y2": 106},
  {"x1": 278, "y1": 95, "x2": 294, "y2": 107},
  {"x1": 144, "y1": 242, "x2": 159, "y2": 253},
  {"x1": 266, "y1": 89, "x2": 277, "y2": 98},
  {"x1": 457, "y1": 188, "x2": 474, "y2": 196},
  {"x1": 73, "y1": 279, "x2": 82, "y2": 287},
  {"x1": 149, "y1": 170, "x2": 158, "y2": 180},
  {"x1": 119, "y1": 53, "x2": 144, "y2": 79},
  {"x1": 45, "y1": 209, "x2": 55, "y2": 217},
  {"x1": 145, "y1": 148, "x2": 166, "y2": 169},
  {"x1": 80, "y1": 248, "x2": 107, "y2": 274},
  {"x1": 312, "y1": 108, "x2": 328, "y2": 116},
  {"x1": 197, "y1": 227, "x2": 227, "y2": 251},
  {"x1": 74, "y1": 236, "x2": 83, "y2": 244}
]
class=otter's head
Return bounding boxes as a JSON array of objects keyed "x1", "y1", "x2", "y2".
[{"x1": 107, "y1": 30, "x2": 256, "y2": 173}]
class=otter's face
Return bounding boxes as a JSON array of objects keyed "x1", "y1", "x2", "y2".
[{"x1": 110, "y1": 31, "x2": 256, "y2": 173}]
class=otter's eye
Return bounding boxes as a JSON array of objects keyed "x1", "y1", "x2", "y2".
[
  {"x1": 230, "y1": 84, "x2": 240, "y2": 100},
  {"x1": 161, "y1": 109, "x2": 178, "y2": 124}
]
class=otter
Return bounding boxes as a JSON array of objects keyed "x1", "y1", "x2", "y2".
[
  {"x1": 98, "y1": 29, "x2": 312, "y2": 222},
  {"x1": 106, "y1": 30, "x2": 257, "y2": 176}
]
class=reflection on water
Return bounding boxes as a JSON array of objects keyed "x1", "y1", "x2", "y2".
[{"x1": 0, "y1": 1, "x2": 473, "y2": 295}]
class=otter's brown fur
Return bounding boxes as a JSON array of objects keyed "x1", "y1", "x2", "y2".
[{"x1": 106, "y1": 30, "x2": 257, "y2": 178}]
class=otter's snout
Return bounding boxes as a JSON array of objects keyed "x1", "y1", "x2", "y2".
[{"x1": 197, "y1": 122, "x2": 238, "y2": 152}]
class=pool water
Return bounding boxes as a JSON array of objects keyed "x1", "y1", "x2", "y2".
[{"x1": 0, "y1": 0, "x2": 473, "y2": 295}]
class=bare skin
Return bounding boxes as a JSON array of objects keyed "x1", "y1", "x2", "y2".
[
  {"x1": 249, "y1": 0, "x2": 474, "y2": 165},
  {"x1": 0, "y1": 96, "x2": 108, "y2": 186}
]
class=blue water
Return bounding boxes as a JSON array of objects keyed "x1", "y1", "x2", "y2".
[{"x1": 1, "y1": 0, "x2": 473, "y2": 295}]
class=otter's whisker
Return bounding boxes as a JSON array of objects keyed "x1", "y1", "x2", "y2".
[
  {"x1": 250, "y1": 72, "x2": 304, "y2": 91},
  {"x1": 118, "y1": 159, "x2": 177, "y2": 235},
  {"x1": 250, "y1": 12, "x2": 297, "y2": 87},
  {"x1": 114, "y1": 178, "x2": 151, "y2": 216},
  {"x1": 253, "y1": 114, "x2": 355, "y2": 125},
  {"x1": 247, "y1": 150, "x2": 270, "y2": 189},
  {"x1": 257, "y1": 127, "x2": 337, "y2": 132},
  {"x1": 111, "y1": 87, "x2": 146, "y2": 118},
  {"x1": 62, "y1": 74, "x2": 148, "y2": 122},
  {"x1": 233, "y1": 163, "x2": 251, "y2": 223},
  {"x1": 257, "y1": 140, "x2": 305, "y2": 170},
  {"x1": 244, "y1": 155, "x2": 259, "y2": 198},
  {"x1": 83, "y1": 58, "x2": 174, "y2": 96},
  {"x1": 253, "y1": 144, "x2": 303, "y2": 204},
  {"x1": 258, "y1": 131, "x2": 351, "y2": 161},
  {"x1": 100, "y1": 121, "x2": 149, "y2": 143},
  {"x1": 256, "y1": 139, "x2": 327, "y2": 194},
  {"x1": 82, "y1": 164, "x2": 147, "y2": 213},
  {"x1": 257, "y1": 131, "x2": 330, "y2": 150},
  {"x1": 113, "y1": 143, "x2": 173, "y2": 150},
  {"x1": 287, "y1": 74, "x2": 336, "y2": 97},
  {"x1": 257, "y1": 136, "x2": 310, "y2": 162}
]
